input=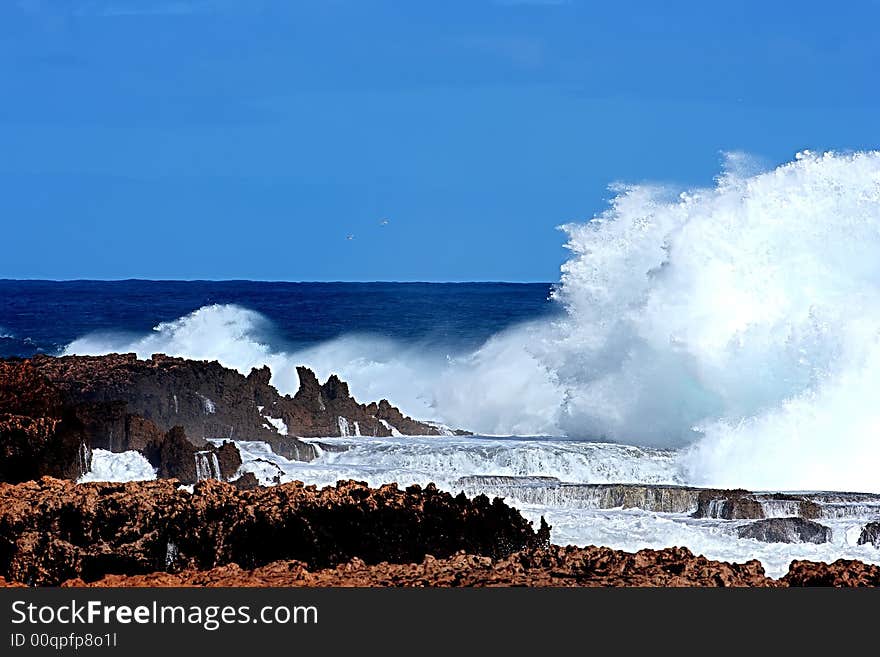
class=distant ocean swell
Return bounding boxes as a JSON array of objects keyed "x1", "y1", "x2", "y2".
[{"x1": 64, "y1": 151, "x2": 880, "y2": 493}]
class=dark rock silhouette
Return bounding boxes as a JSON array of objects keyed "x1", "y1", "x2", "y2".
[
  {"x1": 858, "y1": 521, "x2": 880, "y2": 547},
  {"x1": 0, "y1": 360, "x2": 90, "y2": 482},
  {"x1": 737, "y1": 517, "x2": 832, "y2": 544},
  {"x1": 783, "y1": 559, "x2": 880, "y2": 586},
  {"x1": 0, "y1": 354, "x2": 458, "y2": 484},
  {"x1": 0, "y1": 413, "x2": 88, "y2": 482}
]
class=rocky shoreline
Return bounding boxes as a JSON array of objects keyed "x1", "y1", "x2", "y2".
[
  {"x1": 1, "y1": 354, "x2": 460, "y2": 485},
  {"x1": 0, "y1": 477, "x2": 877, "y2": 587},
  {"x1": 2, "y1": 353, "x2": 880, "y2": 587},
  {"x1": 53, "y1": 549, "x2": 880, "y2": 588},
  {"x1": 0, "y1": 476, "x2": 544, "y2": 586}
]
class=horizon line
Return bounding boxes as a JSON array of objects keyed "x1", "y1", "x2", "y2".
[{"x1": 0, "y1": 278, "x2": 556, "y2": 285}]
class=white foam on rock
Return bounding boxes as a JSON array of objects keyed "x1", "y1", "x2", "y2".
[
  {"x1": 194, "y1": 451, "x2": 221, "y2": 481},
  {"x1": 196, "y1": 393, "x2": 216, "y2": 414},
  {"x1": 222, "y1": 436, "x2": 682, "y2": 490},
  {"x1": 379, "y1": 419, "x2": 402, "y2": 437},
  {"x1": 263, "y1": 415, "x2": 288, "y2": 436},
  {"x1": 78, "y1": 449, "x2": 157, "y2": 483},
  {"x1": 519, "y1": 506, "x2": 880, "y2": 579}
]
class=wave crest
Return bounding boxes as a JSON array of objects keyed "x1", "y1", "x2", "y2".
[{"x1": 63, "y1": 151, "x2": 880, "y2": 490}]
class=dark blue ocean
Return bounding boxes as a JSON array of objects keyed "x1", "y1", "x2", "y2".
[{"x1": 0, "y1": 280, "x2": 559, "y2": 359}]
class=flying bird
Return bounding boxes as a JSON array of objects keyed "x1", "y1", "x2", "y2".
[
  {"x1": 379, "y1": 218, "x2": 390, "y2": 226},
  {"x1": 346, "y1": 234, "x2": 355, "y2": 240}
]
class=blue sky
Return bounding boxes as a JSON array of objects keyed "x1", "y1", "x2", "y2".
[{"x1": 1, "y1": 1, "x2": 878, "y2": 281}]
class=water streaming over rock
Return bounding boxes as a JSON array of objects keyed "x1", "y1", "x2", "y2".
[{"x1": 195, "y1": 451, "x2": 221, "y2": 481}]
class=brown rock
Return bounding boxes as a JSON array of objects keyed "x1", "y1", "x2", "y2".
[
  {"x1": 1, "y1": 354, "x2": 458, "y2": 483},
  {"x1": 783, "y1": 559, "x2": 880, "y2": 586},
  {"x1": 370, "y1": 399, "x2": 448, "y2": 436},
  {"x1": 230, "y1": 472, "x2": 260, "y2": 490},
  {"x1": 280, "y1": 366, "x2": 442, "y2": 437},
  {"x1": 214, "y1": 441, "x2": 242, "y2": 480},
  {"x1": 0, "y1": 360, "x2": 64, "y2": 418},
  {"x1": 24, "y1": 353, "x2": 448, "y2": 453},
  {"x1": 0, "y1": 477, "x2": 542, "y2": 586},
  {"x1": 59, "y1": 545, "x2": 774, "y2": 588},
  {"x1": 28, "y1": 353, "x2": 306, "y2": 451},
  {"x1": 0, "y1": 413, "x2": 89, "y2": 483},
  {"x1": 152, "y1": 426, "x2": 198, "y2": 483}
]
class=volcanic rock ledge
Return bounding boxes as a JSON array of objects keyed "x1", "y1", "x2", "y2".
[
  {"x1": 456, "y1": 477, "x2": 880, "y2": 524},
  {"x1": 62, "y1": 546, "x2": 774, "y2": 587},
  {"x1": 0, "y1": 477, "x2": 547, "y2": 586},
  {"x1": 58, "y1": 547, "x2": 880, "y2": 588},
  {"x1": 0, "y1": 354, "x2": 457, "y2": 484},
  {"x1": 1, "y1": 477, "x2": 879, "y2": 588}
]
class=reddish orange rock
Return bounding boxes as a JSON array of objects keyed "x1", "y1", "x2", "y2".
[
  {"x1": 0, "y1": 476, "x2": 545, "y2": 586},
  {"x1": 59, "y1": 546, "x2": 774, "y2": 587},
  {"x1": 783, "y1": 559, "x2": 880, "y2": 586}
]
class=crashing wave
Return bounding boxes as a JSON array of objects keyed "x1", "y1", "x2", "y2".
[{"x1": 63, "y1": 151, "x2": 880, "y2": 492}]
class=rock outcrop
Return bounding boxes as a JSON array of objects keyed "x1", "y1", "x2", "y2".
[
  {"x1": 282, "y1": 367, "x2": 443, "y2": 438},
  {"x1": 139, "y1": 427, "x2": 240, "y2": 485},
  {"x1": 736, "y1": 517, "x2": 832, "y2": 544},
  {"x1": 229, "y1": 472, "x2": 260, "y2": 490},
  {"x1": 32, "y1": 353, "x2": 452, "y2": 440},
  {"x1": 0, "y1": 360, "x2": 90, "y2": 482},
  {"x1": 50, "y1": 544, "x2": 880, "y2": 589},
  {"x1": 0, "y1": 477, "x2": 546, "y2": 586},
  {"x1": 0, "y1": 354, "x2": 456, "y2": 484},
  {"x1": 27, "y1": 353, "x2": 444, "y2": 447},
  {"x1": 858, "y1": 522, "x2": 880, "y2": 547},
  {"x1": 0, "y1": 413, "x2": 89, "y2": 482},
  {"x1": 783, "y1": 559, "x2": 880, "y2": 586},
  {"x1": 60, "y1": 545, "x2": 774, "y2": 588},
  {"x1": 0, "y1": 358, "x2": 242, "y2": 485},
  {"x1": 1, "y1": 476, "x2": 879, "y2": 588}
]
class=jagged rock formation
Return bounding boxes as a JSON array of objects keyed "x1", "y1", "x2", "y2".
[
  {"x1": 0, "y1": 359, "x2": 240, "y2": 485},
  {"x1": 229, "y1": 472, "x2": 260, "y2": 490},
  {"x1": 0, "y1": 360, "x2": 91, "y2": 481},
  {"x1": 783, "y1": 559, "x2": 880, "y2": 586},
  {"x1": 736, "y1": 517, "x2": 832, "y2": 544},
  {"x1": 29, "y1": 354, "x2": 444, "y2": 445},
  {"x1": 0, "y1": 477, "x2": 546, "y2": 586},
  {"x1": 141, "y1": 427, "x2": 240, "y2": 485},
  {"x1": 695, "y1": 489, "x2": 767, "y2": 519},
  {"x1": 0, "y1": 414, "x2": 89, "y2": 482},
  {"x1": 60, "y1": 545, "x2": 774, "y2": 588},
  {"x1": 0, "y1": 354, "x2": 455, "y2": 484},
  {"x1": 21, "y1": 548, "x2": 880, "y2": 588},
  {"x1": 281, "y1": 367, "x2": 442, "y2": 438},
  {"x1": 1, "y1": 476, "x2": 879, "y2": 588}
]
